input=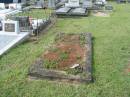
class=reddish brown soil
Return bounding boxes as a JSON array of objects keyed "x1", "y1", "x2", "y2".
[
  {"x1": 126, "y1": 64, "x2": 130, "y2": 72},
  {"x1": 124, "y1": 64, "x2": 130, "y2": 75},
  {"x1": 42, "y1": 34, "x2": 87, "y2": 70},
  {"x1": 44, "y1": 51, "x2": 59, "y2": 60},
  {"x1": 127, "y1": 68, "x2": 130, "y2": 72}
]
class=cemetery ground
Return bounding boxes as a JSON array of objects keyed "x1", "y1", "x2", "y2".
[
  {"x1": 0, "y1": 2, "x2": 130, "y2": 97},
  {"x1": 17, "y1": 9, "x2": 52, "y2": 19}
]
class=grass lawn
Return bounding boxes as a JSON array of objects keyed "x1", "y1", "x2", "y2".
[
  {"x1": 0, "y1": 2, "x2": 130, "y2": 97},
  {"x1": 16, "y1": 9, "x2": 52, "y2": 19}
]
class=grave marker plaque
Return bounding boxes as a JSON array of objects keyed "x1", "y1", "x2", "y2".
[
  {"x1": 4, "y1": 23, "x2": 15, "y2": 32},
  {"x1": 3, "y1": 21, "x2": 20, "y2": 34}
]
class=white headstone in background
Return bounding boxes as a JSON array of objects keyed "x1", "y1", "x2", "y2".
[
  {"x1": 16, "y1": 4, "x2": 22, "y2": 10},
  {"x1": 102, "y1": 0, "x2": 107, "y2": 4},
  {"x1": 3, "y1": 21, "x2": 20, "y2": 34},
  {"x1": 82, "y1": 0, "x2": 92, "y2": 8},
  {"x1": 0, "y1": 3, "x2": 5, "y2": 9},
  {"x1": 9, "y1": 3, "x2": 17, "y2": 9},
  {"x1": 65, "y1": 0, "x2": 80, "y2": 7}
]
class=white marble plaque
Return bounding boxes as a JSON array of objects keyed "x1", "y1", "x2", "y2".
[{"x1": 65, "y1": 0, "x2": 80, "y2": 7}]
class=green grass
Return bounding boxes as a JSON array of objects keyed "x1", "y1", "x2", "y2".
[
  {"x1": 0, "y1": 2, "x2": 130, "y2": 97},
  {"x1": 16, "y1": 9, "x2": 52, "y2": 19}
]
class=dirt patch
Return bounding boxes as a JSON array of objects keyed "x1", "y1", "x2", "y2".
[
  {"x1": 43, "y1": 44, "x2": 86, "y2": 70},
  {"x1": 92, "y1": 11, "x2": 110, "y2": 17},
  {"x1": 28, "y1": 33, "x2": 92, "y2": 83},
  {"x1": 41, "y1": 33, "x2": 87, "y2": 71},
  {"x1": 124, "y1": 64, "x2": 130, "y2": 74}
]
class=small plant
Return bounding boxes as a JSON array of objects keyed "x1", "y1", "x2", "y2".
[
  {"x1": 65, "y1": 67, "x2": 83, "y2": 75},
  {"x1": 80, "y1": 34, "x2": 86, "y2": 45},
  {"x1": 76, "y1": 54, "x2": 82, "y2": 60},
  {"x1": 59, "y1": 51, "x2": 69, "y2": 61},
  {"x1": 50, "y1": 47, "x2": 59, "y2": 53},
  {"x1": 55, "y1": 33, "x2": 65, "y2": 42},
  {"x1": 44, "y1": 59, "x2": 59, "y2": 69}
]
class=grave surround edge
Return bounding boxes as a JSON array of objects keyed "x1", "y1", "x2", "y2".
[{"x1": 28, "y1": 32, "x2": 93, "y2": 83}]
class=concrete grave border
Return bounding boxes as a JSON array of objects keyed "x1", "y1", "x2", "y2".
[{"x1": 28, "y1": 33, "x2": 93, "y2": 83}]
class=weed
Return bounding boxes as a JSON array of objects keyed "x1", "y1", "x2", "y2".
[{"x1": 44, "y1": 59, "x2": 59, "y2": 69}]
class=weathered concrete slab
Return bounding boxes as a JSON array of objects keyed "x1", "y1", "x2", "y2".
[
  {"x1": 65, "y1": 0, "x2": 80, "y2": 8},
  {"x1": 0, "y1": 32, "x2": 29, "y2": 56},
  {"x1": 56, "y1": 7, "x2": 71, "y2": 14},
  {"x1": 0, "y1": 35, "x2": 17, "y2": 50},
  {"x1": 71, "y1": 8, "x2": 86, "y2": 14}
]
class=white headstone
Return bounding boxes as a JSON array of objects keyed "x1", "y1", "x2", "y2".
[
  {"x1": 0, "y1": 3, "x2": 5, "y2": 9},
  {"x1": 82, "y1": 0, "x2": 92, "y2": 8},
  {"x1": 16, "y1": 4, "x2": 22, "y2": 10},
  {"x1": 9, "y1": 3, "x2": 17, "y2": 9},
  {"x1": 102, "y1": 0, "x2": 107, "y2": 4},
  {"x1": 65, "y1": 0, "x2": 80, "y2": 7}
]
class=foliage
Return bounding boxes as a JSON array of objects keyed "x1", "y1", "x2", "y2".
[
  {"x1": 80, "y1": 33, "x2": 87, "y2": 45},
  {"x1": 65, "y1": 67, "x2": 83, "y2": 75},
  {"x1": 59, "y1": 51, "x2": 69, "y2": 61},
  {"x1": 44, "y1": 59, "x2": 58, "y2": 69}
]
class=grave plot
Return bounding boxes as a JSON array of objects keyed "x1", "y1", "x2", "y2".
[
  {"x1": 91, "y1": 3, "x2": 113, "y2": 17},
  {"x1": 29, "y1": 33, "x2": 93, "y2": 83},
  {"x1": 55, "y1": 0, "x2": 89, "y2": 17},
  {"x1": 70, "y1": 8, "x2": 88, "y2": 16},
  {"x1": 55, "y1": 0, "x2": 113, "y2": 17},
  {"x1": 56, "y1": 7, "x2": 71, "y2": 14},
  {"x1": 56, "y1": 7, "x2": 89, "y2": 17},
  {"x1": 92, "y1": 10, "x2": 110, "y2": 17}
]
